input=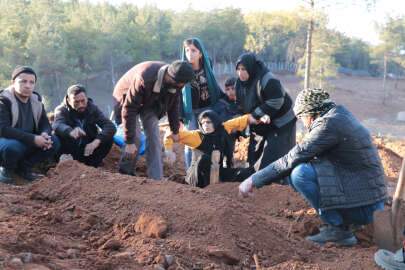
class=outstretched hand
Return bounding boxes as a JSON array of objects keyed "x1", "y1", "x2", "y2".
[{"x1": 239, "y1": 177, "x2": 254, "y2": 198}]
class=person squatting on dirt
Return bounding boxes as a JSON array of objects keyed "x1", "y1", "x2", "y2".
[
  {"x1": 112, "y1": 60, "x2": 194, "y2": 180},
  {"x1": 164, "y1": 110, "x2": 256, "y2": 188},
  {"x1": 235, "y1": 53, "x2": 296, "y2": 177},
  {"x1": 0, "y1": 66, "x2": 60, "y2": 183},
  {"x1": 53, "y1": 84, "x2": 116, "y2": 168},
  {"x1": 180, "y1": 38, "x2": 224, "y2": 169},
  {"x1": 239, "y1": 88, "x2": 387, "y2": 246}
]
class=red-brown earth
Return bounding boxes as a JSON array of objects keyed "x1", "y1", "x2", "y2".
[{"x1": 1, "y1": 74, "x2": 405, "y2": 269}]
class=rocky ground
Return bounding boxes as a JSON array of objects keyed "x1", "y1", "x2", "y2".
[
  {"x1": 0, "y1": 133, "x2": 404, "y2": 270},
  {"x1": 1, "y1": 74, "x2": 405, "y2": 269}
]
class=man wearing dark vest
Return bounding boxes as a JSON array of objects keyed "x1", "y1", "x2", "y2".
[{"x1": 0, "y1": 66, "x2": 60, "y2": 182}]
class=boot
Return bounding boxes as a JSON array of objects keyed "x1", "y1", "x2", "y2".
[
  {"x1": 0, "y1": 167, "x2": 13, "y2": 183},
  {"x1": 306, "y1": 225, "x2": 357, "y2": 246},
  {"x1": 17, "y1": 168, "x2": 37, "y2": 181},
  {"x1": 210, "y1": 150, "x2": 220, "y2": 185},
  {"x1": 375, "y1": 248, "x2": 405, "y2": 270}
]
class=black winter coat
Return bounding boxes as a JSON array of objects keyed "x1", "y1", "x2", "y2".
[
  {"x1": 251, "y1": 105, "x2": 387, "y2": 211},
  {"x1": 53, "y1": 97, "x2": 116, "y2": 143}
]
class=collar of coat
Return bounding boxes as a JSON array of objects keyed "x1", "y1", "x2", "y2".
[
  {"x1": 153, "y1": 65, "x2": 177, "y2": 94},
  {"x1": 1, "y1": 86, "x2": 42, "y2": 128}
]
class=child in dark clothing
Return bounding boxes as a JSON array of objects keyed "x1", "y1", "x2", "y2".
[{"x1": 164, "y1": 110, "x2": 257, "y2": 188}]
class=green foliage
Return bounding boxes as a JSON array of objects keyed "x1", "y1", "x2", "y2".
[{"x1": 0, "y1": 0, "x2": 402, "y2": 112}]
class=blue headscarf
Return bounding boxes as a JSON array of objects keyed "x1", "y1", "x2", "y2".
[{"x1": 181, "y1": 37, "x2": 223, "y2": 127}]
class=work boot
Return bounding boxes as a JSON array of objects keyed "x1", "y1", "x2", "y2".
[
  {"x1": 375, "y1": 248, "x2": 405, "y2": 270},
  {"x1": 0, "y1": 167, "x2": 13, "y2": 183},
  {"x1": 319, "y1": 223, "x2": 364, "y2": 233},
  {"x1": 17, "y1": 168, "x2": 37, "y2": 181},
  {"x1": 210, "y1": 150, "x2": 220, "y2": 185},
  {"x1": 306, "y1": 225, "x2": 357, "y2": 246}
]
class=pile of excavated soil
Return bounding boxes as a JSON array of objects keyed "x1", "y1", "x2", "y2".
[{"x1": 0, "y1": 134, "x2": 404, "y2": 270}]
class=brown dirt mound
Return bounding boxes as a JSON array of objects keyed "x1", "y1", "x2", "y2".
[{"x1": 0, "y1": 134, "x2": 403, "y2": 269}]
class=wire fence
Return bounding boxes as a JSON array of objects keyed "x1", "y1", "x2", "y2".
[{"x1": 213, "y1": 61, "x2": 298, "y2": 75}]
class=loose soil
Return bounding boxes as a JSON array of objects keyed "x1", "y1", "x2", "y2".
[{"x1": 1, "y1": 74, "x2": 405, "y2": 269}]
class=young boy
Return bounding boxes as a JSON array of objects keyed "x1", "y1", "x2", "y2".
[
  {"x1": 213, "y1": 77, "x2": 239, "y2": 122},
  {"x1": 164, "y1": 110, "x2": 258, "y2": 188}
]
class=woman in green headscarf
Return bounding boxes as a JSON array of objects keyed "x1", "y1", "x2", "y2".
[{"x1": 180, "y1": 38, "x2": 224, "y2": 168}]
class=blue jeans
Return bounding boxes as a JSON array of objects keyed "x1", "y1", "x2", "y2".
[
  {"x1": 289, "y1": 163, "x2": 385, "y2": 226},
  {"x1": 0, "y1": 135, "x2": 60, "y2": 170}
]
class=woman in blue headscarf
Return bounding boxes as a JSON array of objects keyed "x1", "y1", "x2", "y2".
[{"x1": 180, "y1": 38, "x2": 224, "y2": 168}]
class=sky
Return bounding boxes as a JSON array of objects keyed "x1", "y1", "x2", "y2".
[{"x1": 95, "y1": 0, "x2": 405, "y2": 45}]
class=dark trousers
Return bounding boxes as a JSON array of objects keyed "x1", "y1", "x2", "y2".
[
  {"x1": 0, "y1": 135, "x2": 60, "y2": 170},
  {"x1": 59, "y1": 136, "x2": 113, "y2": 168},
  {"x1": 186, "y1": 153, "x2": 255, "y2": 188},
  {"x1": 248, "y1": 120, "x2": 296, "y2": 172}
]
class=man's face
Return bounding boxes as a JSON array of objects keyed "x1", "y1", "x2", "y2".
[
  {"x1": 225, "y1": 85, "x2": 236, "y2": 100},
  {"x1": 201, "y1": 117, "x2": 215, "y2": 134},
  {"x1": 12, "y1": 73, "x2": 36, "y2": 98},
  {"x1": 68, "y1": 92, "x2": 88, "y2": 113},
  {"x1": 164, "y1": 73, "x2": 188, "y2": 89},
  {"x1": 236, "y1": 64, "x2": 249, "y2": 82},
  {"x1": 299, "y1": 115, "x2": 314, "y2": 130}
]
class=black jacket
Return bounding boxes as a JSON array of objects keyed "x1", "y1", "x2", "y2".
[
  {"x1": 53, "y1": 97, "x2": 116, "y2": 143},
  {"x1": 251, "y1": 105, "x2": 387, "y2": 211},
  {"x1": 0, "y1": 88, "x2": 51, "y2": 145}
]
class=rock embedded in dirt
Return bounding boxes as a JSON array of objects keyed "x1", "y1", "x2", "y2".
[
  {"x1": 100, "y1": 239, "x2": 121, "y2": 251},
  {"x1": 134, "y1": 214, "x2": 168, "y2": 238},
  {"x1": 207, "y1": 247, "x2": 240, "y2": 265}
]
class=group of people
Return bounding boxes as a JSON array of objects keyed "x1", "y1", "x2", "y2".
[{"x1": 0, "y1": 37, "x2": 401, "y2": 268}]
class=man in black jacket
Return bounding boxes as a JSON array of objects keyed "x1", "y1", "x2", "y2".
[
  {"x1": 239, "y1": 88, "x2": 387, "y2": 246},
  {"x1": 54, "y1": 84, "x2": 116, "y2": 167},
  {"x1": 0, "y1": 66, "x2": 60, "y2": 182}
]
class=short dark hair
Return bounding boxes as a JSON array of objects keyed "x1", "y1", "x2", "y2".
[
  {"x1": 12, "y1": 66, "x2": 37, "y2": 81},
  {"x1": 225, "y1": 77, "x2": 237, "y2": 87},
  {"x1": 67, "y1": 84, "x2": 86, "y2": 96}
]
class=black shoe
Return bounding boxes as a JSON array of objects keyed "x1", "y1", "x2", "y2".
[
  {"x1": 306, "y1": 225, "x2": 357, "y2": 246},
  {"x1": 118, "y1": 168, "x2": 137, "y2": 176},
  {"x1": 0, "y1": 167, "x2": 13, "y2": 183},
  {"x1": 17, "y1": 169, "x2": 37, "y2": 181}
]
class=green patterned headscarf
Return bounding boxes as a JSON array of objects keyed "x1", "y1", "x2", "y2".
[{"x1": 293, "y1": 88, "x2": 335, "y2": 117}]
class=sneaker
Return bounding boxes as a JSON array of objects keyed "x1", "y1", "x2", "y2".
[
  {"x1": 210, "y1": 150, "x2": 220, "y2": 185},
  {"x1": 319, "y1": 224, "x2": 364, "y2": 233},
  {"x1": 375, "y1": 248, "x2": 405, "y2": 270},
  {"x1": 118, "y1": 168, "x2": 137, "y2": 176},
  {"x1": 0, "y1": 167, "x2": 13, "y2": 183},
  {"x1": 17, "y1": 169, "x2": 37, "y2": 181},
  {"x1": 306, "y1": 225, "x2": 357, "y2": 246}
]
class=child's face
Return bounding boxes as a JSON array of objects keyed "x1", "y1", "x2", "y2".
[
  {"x1": 201, "y1": 117, "x2": 215, "y2": 134},
  {"x1": 225, "y1": 85, "x2": 236, "y2": 100}
]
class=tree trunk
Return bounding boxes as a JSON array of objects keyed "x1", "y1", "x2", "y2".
[
  {"x1": 382, "y1": 54, "x2": 388, "y2": 105},
  {"x1": 110, "y1": 53, "x2": 116, "y2": 86},
  {"x1": 304, "y1": 0, "x2": 314, "y2": 89}
]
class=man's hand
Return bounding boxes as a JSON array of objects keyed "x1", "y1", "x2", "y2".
[
  {"x1": 260, "y1": 114, "x2": 271, "y2": 124},
  {"x1": 34, "y1": 135, "x2": 52, "y2": 150},
  {"x1": 248, "y1": 115, "x2": 261, "y2": 125},
  {"x1": 239, "y1": 177, "x2": 254, "y2": 198},
  {"x1": 164, "y1": 150, "x2": 176, "y2": 165},
  {"x1": 84, "y1": 139, "x2": 101, "y2": 157},
  {"x1": 124, "y1": 143, "x2": 137, "y2": 161},
  {"x1": 170, "y1": 132, "x2": 179, "y2": 142},
  {"x1": 69, "y1": 127, "x2": 86, "y2": 139}
]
